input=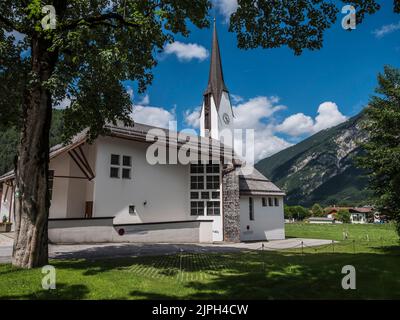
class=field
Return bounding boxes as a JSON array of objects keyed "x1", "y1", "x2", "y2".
[{"x1": 0, "y1": 223, "x2": 399, "y2": 300}]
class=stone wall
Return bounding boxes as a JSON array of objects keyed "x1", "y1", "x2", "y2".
[{"x1": 222, "y1": 164, "x2": 240, "y2": 242}]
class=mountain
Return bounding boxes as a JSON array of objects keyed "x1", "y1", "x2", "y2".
[{"x1": 256, "y1": 111, "x2": 373, "y2": 207}]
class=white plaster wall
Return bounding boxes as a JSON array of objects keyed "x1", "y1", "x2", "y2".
[
  {"x1": 0, "y1": 182, "x2": 13, "y2": 224},
  {"x1": 240, "y1": 196, "x2": 285, "y2": 241},
  {"x1": 48, "y1": 219, "x2": 213, "y2": 243},
  {"x1": 112, "y1": 221, "x2": 213, "y2": 243},
  {"x1": 49, "y1": 153, "x2": 70, "y2": 219},
  {"x1": 93, "y1": 137, "x2": 190, "y2": 224},
  {"x1": 200, "y1": 96, "x2": 219, "y2": 141},
  {"x1": 49, "y1": 144, "x2": 96, "y2": 219}
]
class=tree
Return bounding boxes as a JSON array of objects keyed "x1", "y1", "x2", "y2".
[
  {"x1": 284, "y1": 205, "x2": 294, "y2": 220},
  {"x1": 311, "y1": 204, "x2": 324, "y2": 217},
  {"x1": 359, "y1": 66, "x2": 400, "y2": 236},
  {"x1": 0, "y1": 1, "x2": 396, "y2": 268},
  {"x1": 336, "y1": 209, "x2": 351, "y2": 224}
]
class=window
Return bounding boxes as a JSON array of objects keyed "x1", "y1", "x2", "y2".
[
  {"x1": 201, "y1": 192, "x2": 210, "y2": 199},
  {"x1": 190, "y1": 162, "x2": 221, "y2": 216},
  {"x1": 211, "y1": 191, "x2": 220, "y2": 199},
  {"x1": 190, "y1": 192, "x2": 199, "y2": 199},
  {"x1": 268, "y1": 197, "x2": 273, "y2": 207},
  {"x1": 110, "y1": 154, "x2": 132, "y2": 179},
  {"x1": 122, "y1": 168, "x2": 131, "y2": 179},
  {"x1": 111, "y1": 154, "x2": 120, "y2": 166},
  {"x1": 249, "y1": 197, "x2": 254, "y2": 221},
  {"x1": 48, "y1": 170, "x2": 54, "y2": 201},
  {"x1": 191, "y1": 201, "x2": 205, "y2": 216},
  {"x1": 110, "y1": 167, "x2": 119, "y2": 178},
  {"x1": 262, "y1": 197, "x2": 267, "y2": 207},
  {"x1": 207, "y1": 201, "x2": 220, "y2": 216},
  {"x1": 206, "y1": 163, "x2": 220, "y2": 174},
  {"x1": 206, "y1": 175, "x2": 219, "y2": 189},
  {"x1": 123, "y1": 156, "x2": 131, "y2": 167},
  {"x1": 274, "y1": 197, "x2": 279, "y2": 207},
  {"x1": 190, "y1": 163, "x2": 204, "y2": 174},
  {"x1": 190, "y1": 175, "x2": 204, "y2": 189},
  {"x1": 129, "y1": 205, "x2": 136, "y2": 215}
]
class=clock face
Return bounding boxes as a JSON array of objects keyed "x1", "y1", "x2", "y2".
[{"x1": 223, "y1": 113, "x2": 230, "y2": 125}]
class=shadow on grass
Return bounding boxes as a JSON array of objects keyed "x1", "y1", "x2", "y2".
[
  {"x1": 0, "y1": 283, "x2": 90, "y2": 300},
  {"x1": 1, "y1": 245, "x2": 399, "y2": 300},
  {"x1": 49, "y1": 246, "x2": 400, "y2": 300}
]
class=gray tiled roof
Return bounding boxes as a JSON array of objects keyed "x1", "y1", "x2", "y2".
[{"x1": 239, "y1": 168, "x2": 285, "y2": 196}]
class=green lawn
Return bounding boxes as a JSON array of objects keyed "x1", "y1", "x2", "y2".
[{"x1": 0, "y1": 223, "x2": 399, "y2": 300}]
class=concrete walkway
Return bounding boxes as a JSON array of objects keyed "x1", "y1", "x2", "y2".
[{"x1": 0, "y1": 234, "x2": 333, "y2": 264}]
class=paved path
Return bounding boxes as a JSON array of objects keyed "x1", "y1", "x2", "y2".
[{"x1": 0, "y1": 234, "x2": 333, "y2": 264}]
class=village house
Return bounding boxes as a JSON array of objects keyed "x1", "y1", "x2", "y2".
[{"x1": 0, "y1": 22, "x2": 285, "y2": 244}]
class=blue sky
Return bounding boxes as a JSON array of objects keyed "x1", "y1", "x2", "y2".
[{"x1": 127, "y1": 1, "x2": 399, "y2": 160}]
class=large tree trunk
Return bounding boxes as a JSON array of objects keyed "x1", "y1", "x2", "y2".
[{"x1": 12, "y1": 34, "x2": 57, "y2": 269}]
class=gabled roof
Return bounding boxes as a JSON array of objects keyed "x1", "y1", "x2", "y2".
[
  {"x1": 204, "y1": 19, "x2": 229, "y2": 110},
  {"x1": 0, "y1": 122, "x2": 241, "y2": 183},
  {"x1": 239, "y1": 168, "x2": 285, "y2": 196}
]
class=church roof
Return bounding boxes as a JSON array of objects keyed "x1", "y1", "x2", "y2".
[
  {"x1": 239, "y1": 168, "x2": 285, "y2": 196},
  {"x1": 0, "y1": 122, "x2": 242, "y2": 183},
  {"x1": 204, "y1": 19, "x2": 229, "y2": 110}
]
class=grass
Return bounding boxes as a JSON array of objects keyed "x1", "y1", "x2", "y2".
[{"x1": 0, "y1": 223, "x2": 399, "y2": 300}]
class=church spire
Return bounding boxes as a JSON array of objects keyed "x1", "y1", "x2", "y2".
[{"x1": 204, "y1": 19, "x2": 229, "y2": 110}]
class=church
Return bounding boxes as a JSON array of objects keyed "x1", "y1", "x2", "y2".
[{"x1": 0, "y1": 23, "x2": 285, "y2": 244}]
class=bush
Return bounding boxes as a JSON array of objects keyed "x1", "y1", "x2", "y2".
[{"x1": 336, "y1": 209, "x2": 351, "y2": 223}]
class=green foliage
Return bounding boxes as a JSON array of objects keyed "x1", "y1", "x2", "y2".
[
  {"x1": 0, "y1": 109, "x2": 64, "y2": 176},
  {"x1": 230, "y1": 0, "x2": 381, "y2": 55},
  {"x1": 311, "y1": 203, "x2": 324, "y2": 217},
  {"x1": 358, "y1": 66, "x2": 400, "y2": 235},
  {"x1": 284, "y1": 205, "x2": 310, "y2": 220},
  {"x1": 0, "y1": 0, "x2": 212, "y2": 141},
  {"x1": 336, "y1": 209, "x2": 351, "y2": 223}
]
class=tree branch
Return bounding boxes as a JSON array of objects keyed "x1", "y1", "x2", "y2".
[
  {"x1": 0, "y1": 15, "x2": 24, "y2": 33},
  {"x1": 59, "y1": 12, "x2": 141, "y2": 32}
]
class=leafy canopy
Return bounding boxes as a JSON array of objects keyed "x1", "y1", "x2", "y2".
[
  {"x1": 0, "y1": 0, "x2": 396, "y2": 141},
  {"x1": 359, "y1": 66, "x2": 400, "y2": 235}
]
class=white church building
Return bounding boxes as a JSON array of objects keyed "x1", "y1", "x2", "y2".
[{"x1": 0, "y1": 23, "x2": 285, "y2": 244}]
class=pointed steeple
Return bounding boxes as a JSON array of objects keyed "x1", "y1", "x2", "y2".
[{"x1": 204, "y1": 19, "x2": 229, "y2": 110}]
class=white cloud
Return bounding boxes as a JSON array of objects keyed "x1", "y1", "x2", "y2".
[
  {"x1": 373, "y1": 21, "x2": 400, "y2": 38},
  {"x1": 164, "y1": 41, "x2": 209, "y2": 62},
  {"x1": 276, "y1": 102, "x2": 347, "y2": 136},
  {"x1": 184, "y1": 107, "x2": 201, "y2": 128},
  {"x1": 138, "y1": 94, "x2": 150, "y2": 105},
  {"x1": 213, "y1": 0, "x2": 238, "y2": 22},
  {"x1": 275, "y1": 113, "x2": 314, "y2": 136},
  {"x1": 183, "y1": 97, "x2": 347, "y2": 163},
  {"x1": 131, "y1": 104, "x2": 175, "y2": 129},
  {"x1": 230, "y1": 94, "x2": 244, "y2": 104},
  {"x1": 184, "y1": 96, "x2": 290, "y2": 163},
  {"x1": 232, "y1": 96, "x2": 286, "y2": 130}
]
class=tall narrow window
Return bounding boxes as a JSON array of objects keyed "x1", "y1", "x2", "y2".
[
  {"x1": 274, "y1": 197, "x2": 279, "y2": 207},
  {"x1": 249, "y1": 197, "x2": 254, "y2": 221},
  {"x1": 48, "y1": 170, "x2": 54, "y2": 201},
  {"x1": 268, "y1": 197, "x2": 273, "y2": 207},
  {"x1": 262, "y1": 197, "x2": 267, "y2": 207}
]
